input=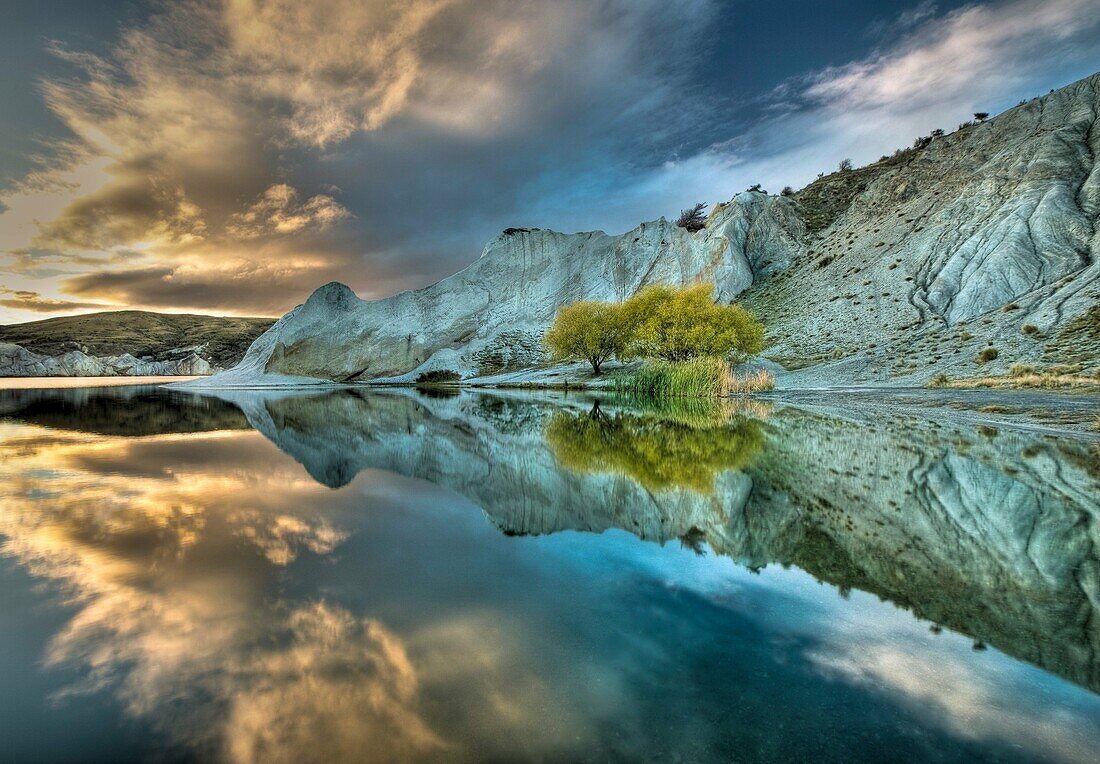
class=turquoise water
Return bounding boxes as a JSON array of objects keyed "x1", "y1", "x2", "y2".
[{"x1": 0, "y1": 385, "x2": 1097, "y2": 762}]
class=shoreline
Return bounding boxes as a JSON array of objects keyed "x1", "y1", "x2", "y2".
[{"x1": 0, "y1": 375, "x2": 202, "y2": 390}]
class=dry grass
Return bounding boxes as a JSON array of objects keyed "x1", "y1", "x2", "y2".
[
  {"x1": 728, "y1": 369, "x2": 776, "y2": 395},
  {"x1": 929, "y1": 372, "x2": 1100, "y2": 390}
]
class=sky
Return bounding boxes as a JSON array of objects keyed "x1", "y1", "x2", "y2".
[{"x1": 0, "y1": 0, "x2": 1098, "y2": 322}]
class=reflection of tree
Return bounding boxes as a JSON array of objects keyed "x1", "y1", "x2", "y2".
[{"x1": 544, "y1": 400, "x2": 763, "y2": 493}]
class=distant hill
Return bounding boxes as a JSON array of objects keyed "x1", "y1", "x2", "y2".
[{"x1": 0, "y1": 311, "x2": 275, "y2": 369}]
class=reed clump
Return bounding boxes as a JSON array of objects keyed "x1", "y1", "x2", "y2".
[
  {"x1": 613, "y1": 358, "x2": 731, "y2": 398},
  {"x1": 613, "y1": 358, "x2": 774, "y2": 398}
]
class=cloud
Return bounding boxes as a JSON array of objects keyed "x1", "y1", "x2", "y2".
[
  {"x1": 221, "y1": 0, "x2": 452, "y2": 146},
  {"x1": 0, "y1": 0, "x2": 719, "y2": 320},
  {"x1": 864, "y1": 1, "x2": 939, "y2": 41},
  {"x1": 226, "y1": 184, "x2": 351, "y2": 239},
  {"x1": 0, "y1": 288, "x2": 107, "y2": 314},
  {"x1": 60, "y1": 259, "x2": 343, "y2": 316},
  {"x1": 803, "y1": 0, "x2": 1096, "y2": 112}
]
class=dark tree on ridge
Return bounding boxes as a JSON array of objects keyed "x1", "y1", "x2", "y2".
[{"x1": 676, "y1": 202, "x2": 708, "y2": 232}]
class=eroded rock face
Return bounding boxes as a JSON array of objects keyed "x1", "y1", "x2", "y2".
[
  {"x1": 741, "y1": 73, "x2": 1100, "y2": 384},
  {"x1": 200, "y1": 199, "x2": 801, "y2": 385},
  {"x1": 0, "y1": 342, "x2": 213, "y2": 377},
  {"x1": 194, "y1": 388, "x2": 1100, "y2": 693},
  {"x1": 201, "y1": 72, "x2": 1100, "y2": 388}
]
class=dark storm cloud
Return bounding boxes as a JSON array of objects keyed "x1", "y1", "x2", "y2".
[{"x1": 0, "y1": 288, "x2": 106, "y2": 313}]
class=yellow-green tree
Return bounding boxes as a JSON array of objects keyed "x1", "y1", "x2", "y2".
[
  {"x1": 543, "y1": 300, "x2": 630, "y2": 374},
  {"x1": 621, "y1": 283, "x2": 764, "y2": 361}
]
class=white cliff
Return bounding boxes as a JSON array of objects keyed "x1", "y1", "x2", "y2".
[{"x1": 193, "y1": 72, "x2": 1100, "y2": 388}]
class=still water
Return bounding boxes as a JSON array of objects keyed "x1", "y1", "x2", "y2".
[{"x1": 0, "y1": 384, "x2": 1097, "y2": 763}]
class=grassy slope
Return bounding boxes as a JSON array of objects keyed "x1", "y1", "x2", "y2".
[{"x1": 0, "y1": 311, "x2": 275, "y2": 368}]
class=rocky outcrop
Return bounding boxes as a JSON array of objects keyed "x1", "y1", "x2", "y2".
[
  {"x1": 194, "y1": 72, "x2": 1100, "y2": 388},
  {"x1": 0, "y1": 342, "x2": 213, "y2": 377}
]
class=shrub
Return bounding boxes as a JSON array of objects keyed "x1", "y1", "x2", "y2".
[
  {"x1": 1022, "y1": 324, "x2": 1039, "y2": 335},
  {"x1": 976, "y1": 347, "x2": 999, "y2": 363},
  {"x1": 675, "y1": 203, "x2": 708, "y2": 232},
  {"x1": 974, "y1": 112, "x2": 989, "y2": 122},
  {"x1": 544, "y1": 301, "x2": 630, "y2": 374},
  {"x1": 620, "y1": 284, "x2": 764, "y2": 362},
  {"x1": 415, "y1": 369, "x2": 461, "y2": 384},
  {"x1": 838, "y1": 158, "x2": 853, "y2": 172},
  {"x1": 1009, "y1": 363, "x2": 1037, "y2": 377},
  {"x1": 928, "y1": 373, "x2": 950, "y2": 387},
  {"x1": 780, "y1": 186, "x2": 794, "y2": 196}
]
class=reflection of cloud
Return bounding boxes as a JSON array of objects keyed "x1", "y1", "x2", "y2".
[
  {"x1": 231, "y1": 512, "x2": 348, "y2": 565},
  {"x1": 808, "y1": 642, "x2": 1100, "y2": 764},
  {"x1": 223, "y1": 602, "x2": 449, "y2": 763},
  {"x1": 0, "y1": 421, "x2": 593, "y2": 760}
]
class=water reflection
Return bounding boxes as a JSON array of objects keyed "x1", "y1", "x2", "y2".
[
  {"x1": 545, "y1": 399, "x2": 763, "y2": 492},
  {"x1": 0, "y1": 385, "x2": 1097, "y2": 762}
]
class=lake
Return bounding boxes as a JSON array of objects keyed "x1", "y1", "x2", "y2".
[{"x1": 0, "y1": 383, "x2": 1097, "y2": 762}]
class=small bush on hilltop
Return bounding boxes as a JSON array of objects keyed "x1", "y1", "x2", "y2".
[{"x1": 675, "y1": 203, "x2": 708, "y2": 232}]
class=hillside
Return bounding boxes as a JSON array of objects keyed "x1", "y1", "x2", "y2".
[
  {"x1": 191, "y1": 71, "x2": 1100, "y2": 389},
  {"x1": 0, "y1": 311, "x2": 274, "y2": 369}
]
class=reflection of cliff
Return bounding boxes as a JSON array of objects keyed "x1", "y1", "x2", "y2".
[
  {"x1": 216, "y1": 388, "x2": 1100, "y2": 694},
  {"x1": 0, "y1": 385, "x2": 250, "y2": 435},
  {"x1": 217, "y1": 389, "x2": 749, "y2": 541},
  {"x1": 739, "y1": 410, "x2": 1100, "y2": 694}
]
